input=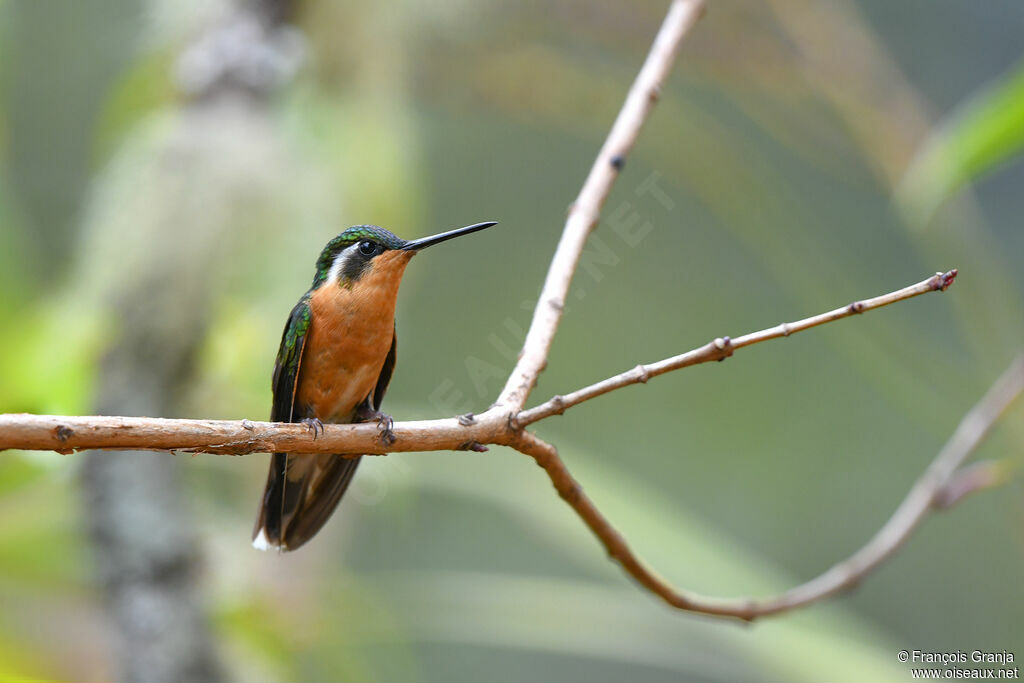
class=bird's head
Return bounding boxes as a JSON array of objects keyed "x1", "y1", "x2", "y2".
[{"x1": 312, "y1": 221, "x2": 498, "y2": 289}]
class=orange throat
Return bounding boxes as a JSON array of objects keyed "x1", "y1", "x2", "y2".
[{"x1": 295, "y1": 250, "x2": 413, "y2": 421}]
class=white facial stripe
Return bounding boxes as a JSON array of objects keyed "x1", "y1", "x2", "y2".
[{"x1": 326, "y1": 243, "x2": 360, "y2": 285}]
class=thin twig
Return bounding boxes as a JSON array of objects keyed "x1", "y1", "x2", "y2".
[
  {"x1": 518, "y1": 269, "x2": 958, "y2": 426},
  {"x1": 496, "y1": 0, "x2": 707, "y2": 411},
  {"x1": 0, "y1": 271, "x2": 959, "y2": 456},
  {"x1": 735, "y1": 354, "x2": 1024, "y2": 617},
  {"x1": 0, "y1": 0, "x2": 710, "y2": 459},
  {"x1": 517, "y1": 355, "x2": 1024, "y2": 620},
  {"x1": 933, "y1": 460, "x2": 1012, "y2": 510},
  {"x1": 0, "y1": 0, "x2": 1012, "y2": 624}
]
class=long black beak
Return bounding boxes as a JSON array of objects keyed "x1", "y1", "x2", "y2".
[{"x1": 401, "y1": 221, "x2": 498, "y2": 251}]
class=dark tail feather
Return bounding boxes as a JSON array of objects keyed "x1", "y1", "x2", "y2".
[{"x1": 252, "y1": 452, "x2": 362, "y2": 552}]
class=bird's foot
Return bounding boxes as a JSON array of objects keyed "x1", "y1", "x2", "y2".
[
  {"x1": 301, "y1": 417, "x2": 324, "y2": 440},
  {"x1": 355, "y1": 407, "x2": 396, "y2": 445}
]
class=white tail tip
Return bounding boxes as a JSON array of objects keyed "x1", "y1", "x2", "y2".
[{"x1": 252, "y1": 528, "x2": 282, "y2": 552}]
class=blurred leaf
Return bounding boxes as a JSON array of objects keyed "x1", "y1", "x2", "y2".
[
  {"x1": 216, "y1": 600, "x2": 296, "y2": 680},
  {"x1": 0, "y1": 300, "x2": 105, "y2": 414},
  {"x1": 189, "y1": 297, "x2": 275, "y2": 421},
  {"x1": 0, "y1": 471, "x2": 85, "y2": 589},
  {"x1": 0, "y1": 454, "x2": 49, "y2": 498},
  {"x1": 94, "y1": 49, "x2": 177, "y2": 164},
  {"x1": 0, "y1": 636, "x2": 53, "y2": 680},
  {"x1": 898, "y1": 57, "x2": 1024, "y2": 225}
]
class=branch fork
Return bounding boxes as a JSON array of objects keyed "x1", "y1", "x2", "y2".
[{"x1": 1, "y1": 1, "x2": 1018, "y2": 621}]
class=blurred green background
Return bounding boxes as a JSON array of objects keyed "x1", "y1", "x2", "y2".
[{"x1": 1, "y1": 1, "x2": 1022, "y2": 681}]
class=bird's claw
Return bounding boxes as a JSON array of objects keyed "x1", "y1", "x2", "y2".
[
  {"x1": 356, "y1": 407, "x2": 396, "y2": 445},
  {"x1": 370, "y1": 412, "x2": 396, "y2": 445},
  {"x1": 377, "y1": 416, "x2": 396, "y2": 446},
  {"x1": 301, "y1": 417, "x2": 324, "y2": 440}
]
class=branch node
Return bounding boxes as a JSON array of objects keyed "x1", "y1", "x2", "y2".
[
  {"x1": 507, "y1": 412, "x2": 522, "y2": 432},
  {"x1": 241, "y1": 419, "x2": 255, "y2": 431},
  {"x1": 781, "y1": 323, "x2": 791, "y2": 337},
  {"x1": 634, "y1": 365, "x2": 651, "y2": 383},
  {"x1": 736, "y1": 601, "x2": 757, "y2": 624},
  {"x1": 54, "y1": 425, "x2": 74, "y2": 443},
  {"x1": 551, "y1": 395, "x2": 567, "y2": 415},
  {"x1": 713, "y1": 336, "x2": 734, "y2": 361},
  {"x1": 847, "y1": 301, "x2": 866, "y2": 314},
  {"x1": 932, "y1": 460, "x2": 1010, "y2": 510},
  {"x1": 458, "y1": 413, "x2": 476, "y2": 426},
  {"x1": 938, "y1": 268, "x2": 958, "y2": 291},
  {"x1": 647, "y1": 85, "x2": 661, "y2": 103},
  {"x1": 610, "y1": 154, "x2": 626, "y2": 171},
  {"x1": 458, "y1": 440, "x2": 489, "y2": 453},
  {"x1": 561, "y1": 481, "x2": 583, "y2": 505}
]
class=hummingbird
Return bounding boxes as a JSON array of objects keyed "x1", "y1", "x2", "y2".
[{"x1": 253, "y1": 220, "x2": 499, "y2": 552}]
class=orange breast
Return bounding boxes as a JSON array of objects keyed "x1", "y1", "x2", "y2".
[{"x1": 295, "y1": 250, "x2": 412, "y2": 422}]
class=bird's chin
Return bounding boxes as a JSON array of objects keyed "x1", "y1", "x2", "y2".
[{"x1": 374, "y1": 249, "x2": 416, "y2": 277}]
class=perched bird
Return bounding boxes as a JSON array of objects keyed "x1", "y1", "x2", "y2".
[{"x1": 253, "y1": 221, "x2": 498, "y2": 552}]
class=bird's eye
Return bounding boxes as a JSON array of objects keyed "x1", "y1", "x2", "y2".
[{"x1": 358, "y1": 240, "x2": 377, "y2": 256}]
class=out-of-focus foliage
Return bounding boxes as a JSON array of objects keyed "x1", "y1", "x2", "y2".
[
  {"x1": 899, "y1": 57, "x2": 1024, "y2": 225},
  {"x1": 1, "y1": 1, "x2": 1023, "y2": 681}
]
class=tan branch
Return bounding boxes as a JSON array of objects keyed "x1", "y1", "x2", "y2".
[
  {"x1": 0, "y1": 1, "x2": 708, "y2": 459},
  {"x1": 518, "y1": 269, "x2": 958, "y2": 426},
  {"x1": 0, "y1": 271, "x2": 959, "y2": 456},
  {"x1": 3, "y1": 270, "x2": 959, "y2": 456},
  {"x1": 518, "y1": 356, "x2": 1024, "y2": 620},
  {"x1": 2, "y1": 337, "x2": 1018, "y2": 625},
  {"x1": 0, "y1": 413, "x2": 510, "y2": 456},
  {"x1": 496, "y1": 0, "x2": 707, "y2": 411},
  {"x1": 0, "y1": 0, "x2": 1012, "y2": 624}
]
